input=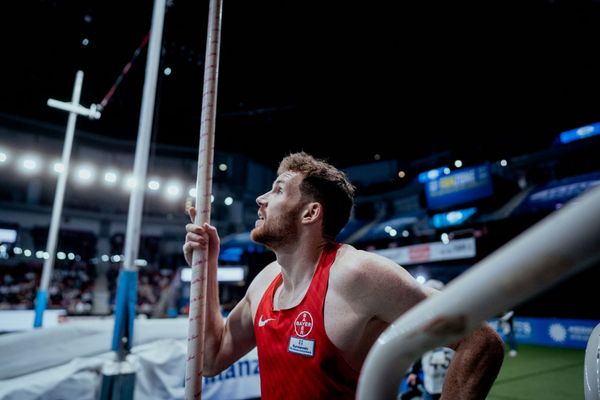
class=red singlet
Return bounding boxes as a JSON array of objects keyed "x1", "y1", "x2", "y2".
[{"x1": 254, "y1": 242, "x2": 359, "y2": 399}]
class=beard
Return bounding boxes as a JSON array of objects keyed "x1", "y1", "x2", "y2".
[{"x1": 251, "y1": 203, "x2": 303, "y2": 249}]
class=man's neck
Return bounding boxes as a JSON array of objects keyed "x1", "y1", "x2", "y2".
[{"x1": 274, "y1": 235, "x2": 327, "y2": 302}]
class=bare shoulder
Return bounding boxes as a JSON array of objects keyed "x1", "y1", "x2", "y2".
[
  {"x1": 334, "y1": 244, "x2": 418, "y2": 288},
  {"x1": 245, "y1": 261, "x2": 280, "y2": 314},
  {"x1": 332, "y1": 244, "x2": 428, "y2": 321}
]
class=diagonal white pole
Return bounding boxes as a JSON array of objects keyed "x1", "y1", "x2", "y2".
[
  {"x1": 358, "y1": 185, "x2": 600, "y2": 399},
  {"x1": 34, "y1": 70, "x2": 101, "y2": 328},
  {"x1": 185, "y1": 0, "x2": 223, "y2": 398}
]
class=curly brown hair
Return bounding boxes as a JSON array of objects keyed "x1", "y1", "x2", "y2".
[{"x1": 278, "y1": 152, "x2": 355, "y2": 240}]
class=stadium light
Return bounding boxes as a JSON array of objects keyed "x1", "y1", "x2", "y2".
[
  {"x1": 148, "y1": 179, "x2": 161, "y2": 191},
  {"x1": 0, "y1": 149, "x2": 9, "y2": 164},
  {"x1": 74, "y1": 164, "x2": 96, "y2": 185},
  {"x1": 18, "y1": 153, "x2": 43, "y2": 175},
  {"x1": 103, "y1": 170, "x2": 119, "y2": 185},
  {"x1": 123, "y1": 174, "x2": 137, "y2": 191},
  {"x1": 52, "y1": 160, "x2": 64, "y2": 174},
  {"x1": 165, "y1": 180, "x2": 183, "y2": 200}
]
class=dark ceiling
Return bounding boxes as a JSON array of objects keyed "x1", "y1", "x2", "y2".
[{"x1": 3, "y1": 1, "x2": 600, "y2": 169}]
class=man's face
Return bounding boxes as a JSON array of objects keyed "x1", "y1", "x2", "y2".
[{"x1": 251, "y1": 171, "x2": 306, "y2": 248}]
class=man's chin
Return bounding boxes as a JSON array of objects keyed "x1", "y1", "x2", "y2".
[{"x1": 250, "y1": 228, "x2": 262, "y2": 243}]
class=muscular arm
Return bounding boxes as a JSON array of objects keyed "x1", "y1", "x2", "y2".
[
  {"x1": 442, "y1": 324, "x2": 504, "y2": 399},
  {"x1": 184, "y1": 211, "x2": 256, "y2": 376},
  {"x1": 343, "y1": 249, "x2": 503, "y2": 398}
]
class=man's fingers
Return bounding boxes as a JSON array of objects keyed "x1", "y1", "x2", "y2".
[
  {"x1": 187, "y1": 206, "x2": 196, "y2": 223},
  {"x1": 185, "y1": 223, "x2": 207, "y2": 235},
  {"x1": 186, "y1": 231, "x2": 207, "y2": 243}
]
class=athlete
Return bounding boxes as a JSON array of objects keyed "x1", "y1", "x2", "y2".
[{"x1": 183, "y1": 152, "x2": 504, "y2": 399}]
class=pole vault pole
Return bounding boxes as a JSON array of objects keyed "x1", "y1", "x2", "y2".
[
  {"x1": 34, "y1": 70, "x2": 101, "y2": 328},
  {"x1": 185, "y1": 0, "x2": 223, "y2": 398},
  {"x1": 357, "y1": 185, "x2": 600, "y2": 399}
]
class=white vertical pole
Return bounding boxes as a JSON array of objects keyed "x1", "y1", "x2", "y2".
[
  {"x1": 35, "y1": 70, "x2": 100, "y2": 328},
  {"x1": 109, "y1": 0, "x2": 166, "y2": 360},
  {"x1": 122, "y1": 0, "x2": 166, "y2": 272},
  {"x1": 185, "y1": 0, "x2": 223, "y2": 398},
  {"x1": 40, "y1": 71, "x2": 83, "y2": 290}
]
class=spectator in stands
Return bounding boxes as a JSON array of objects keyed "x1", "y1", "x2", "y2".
[
  {"x1": 184, "y1": 152, "x2": 504, "y2": 399},
  {"x1": 404, "y1": 279, "x2": 455, "y2": 400},
  {"x1": 499, "y1": 310, "x2": 518, "y2": 357}
]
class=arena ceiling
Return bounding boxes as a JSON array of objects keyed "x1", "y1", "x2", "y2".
[{"x1": 3, "y1": 1, "x2": 600, "y2": 168}]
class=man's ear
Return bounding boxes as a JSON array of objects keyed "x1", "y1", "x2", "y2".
[{"x1": 301, "y1": 202, "x2": 322, "y2": 225}]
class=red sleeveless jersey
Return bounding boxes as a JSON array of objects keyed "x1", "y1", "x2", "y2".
[{"x1": 254, "y1": 243, "x2": 359, "y2": 399}]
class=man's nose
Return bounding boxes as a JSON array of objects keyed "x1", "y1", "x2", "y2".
[{"x1": 256, "y1": 192, "x2": 267, "y2": 207}]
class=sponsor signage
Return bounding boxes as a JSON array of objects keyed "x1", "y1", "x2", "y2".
[
  {"x1": 372, "y1": 237, "x2": 476, "y2": 265},
  {"x1": 489, "y1": 317, "x2": 599, "y2": 349}
]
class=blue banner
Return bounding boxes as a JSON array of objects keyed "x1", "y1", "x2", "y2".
[
  {"x1": 559, "y1": 122, "x2": 600, "y2": 144},
  {"x1": 490, "y1": 317, "x2": 599, "y2": 349}
]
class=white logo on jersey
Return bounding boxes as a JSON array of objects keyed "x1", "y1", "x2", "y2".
[
  {"x1": 258, "y1": 315, "x2": 275, "y2": 327},
  {"x1": 293, "y1": 311, "x2": 313, "y2": 337}
]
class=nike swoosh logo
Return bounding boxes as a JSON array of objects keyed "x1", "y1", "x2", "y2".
[{"x1": 258, "y1": 315, "x2": 276, "y2": 327}]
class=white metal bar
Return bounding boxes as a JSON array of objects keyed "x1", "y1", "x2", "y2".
[
  {"x1": 122, "y1": 0, "x2": 166, "y2": 271},
  {"x1": 358, "y1": 186, "x2": 600, "y2": 399},
  {"x1": 34, "y1": 71, "x2": 85, "y2": 328},
  {"x1": 185, "y1": 0, "x2": 223, "y2": 398},
  {"x1": 46, "y1": 98, "x2": 101, "y2": 119}
]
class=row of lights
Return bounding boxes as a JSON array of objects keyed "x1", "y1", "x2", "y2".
[
  {"x1": 2, "y1": 246, "x2": 148, "y2": 266},
  {"x1": 0, "y1": 147, "x2": 235, "y2": 205},
  {"x1": 1, "y1": 245, "x2": 81, "y2": 261},
  {"x1": 398, "y1": 159, "x2": 508, "y2": 181},
  {"x1": 382, "y1": 226, "x2": 454, "y2": 245}
]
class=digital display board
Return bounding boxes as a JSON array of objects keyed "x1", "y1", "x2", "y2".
[
  {"x1": 425, "y1": 164, "x2": 493, "y2": 210},
  {"x1": 431, "y1": 207, "x2": 477, "y2": 228}
]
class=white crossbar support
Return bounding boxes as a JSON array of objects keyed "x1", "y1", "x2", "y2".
[
  {"x1": 46, "y1": 98, "x2": 101, "y2": 120},
  {"x1": 358, "y1": 186, "x2": 600, "y2": 400}
]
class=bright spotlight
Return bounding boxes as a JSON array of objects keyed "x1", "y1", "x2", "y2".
[
  {"x1": 52, "y1": 161, "x2": 64, "y2": 174},
  {"x1": 18, "y1": 154, "x2": 43, "y2": 175},
  {"x1": 75, "y1": 165, "x2": 96, "y2": 184},
  {"x1": 224, "y1": 196, "x2": 233, "y2": 206},
  {"x1": 441, "y1": 233, "x2": 450, "y2": 244},
  {"x1": 165, "y1": 180, "x2": 183, "y2": 200},
  {"x1": 104, "y1": 170, "x2": 118, "y2": 185},
  {"x1": 148, "y1": 179, "x2": 161, "y2": 191},
  {"x1": 124, "y1": 174, "x2": 137, "y2": 190}
]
